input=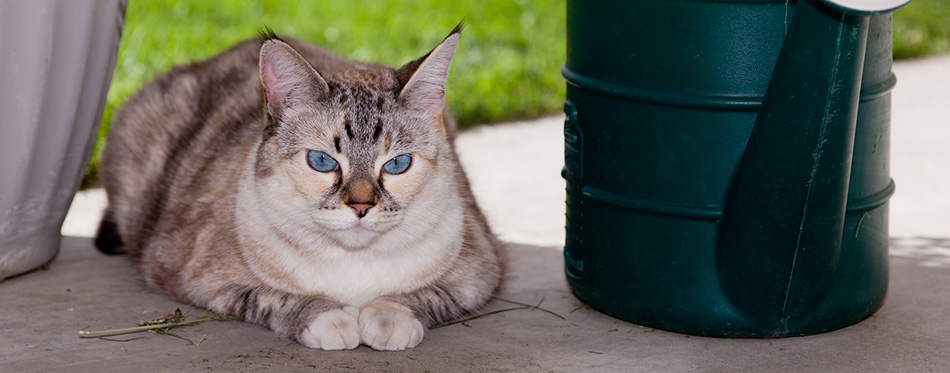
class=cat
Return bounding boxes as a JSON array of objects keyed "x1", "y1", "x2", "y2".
[{"x1": 95, "y1": 24, "x2": 503, "y2": 351}]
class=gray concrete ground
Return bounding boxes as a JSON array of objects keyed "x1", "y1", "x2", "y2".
[{"x1": 4, "y1": 54, "x2": 949, "y2": 371}]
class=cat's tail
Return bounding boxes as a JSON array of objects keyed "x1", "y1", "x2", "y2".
[{"x1": 94, "y1": 208, "x2": 127, "y2": 255}]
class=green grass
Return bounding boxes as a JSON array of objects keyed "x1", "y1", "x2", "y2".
[
  {"x1": 84, "y1": 0, "x2": 566, "y2": 186},
  {"x1": 83, "y1": 0, "x2": 948, "y2": 187},
  {"x1": 893, "y1": 0, "x2": 950, "y2": 59}
]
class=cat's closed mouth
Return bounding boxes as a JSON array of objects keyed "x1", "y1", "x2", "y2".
[{"x1": 342, "y1": 221, "x2": 376, "y2": 234}]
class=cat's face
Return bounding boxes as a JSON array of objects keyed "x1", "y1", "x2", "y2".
[
  {"x1": 263, "y1": 79, "x2": 449, "y2": 248},
  {"x1": 252, "y1": 32, "x2": 459, "y2": 249}
]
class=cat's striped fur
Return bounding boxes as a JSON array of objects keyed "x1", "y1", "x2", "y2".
[{"x1": 96, "y1": 25, "x2": 503, "y2": 350}]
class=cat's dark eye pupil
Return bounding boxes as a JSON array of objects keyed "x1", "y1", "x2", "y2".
[
  {"x1": 307, "y1": 150, "x2": 339, "y2": 173},
  {"x1": 383, "y1": 154, "x2": 412, "y2": 175}
]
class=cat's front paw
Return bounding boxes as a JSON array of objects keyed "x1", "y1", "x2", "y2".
[
  {"x1": 359, "y1": 301, "x2": 425, "y2": 351},
  {"x1": 298, "y1": 306, "x2": 361, "y2": 350}
]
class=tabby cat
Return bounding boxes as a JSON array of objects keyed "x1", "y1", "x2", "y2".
[{"x1": 95, "y1": 24, "x2": 503, "y2": 351}]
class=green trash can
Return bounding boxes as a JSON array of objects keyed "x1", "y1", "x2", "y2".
[{"x1": 562, "y1": 0, "x2": 908, "y2": 337}]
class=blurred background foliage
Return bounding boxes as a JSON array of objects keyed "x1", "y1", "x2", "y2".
[
  {"x1": 83, "y1": 0, "x2": 947, "y2": 187},
  {"x1": 893, "y1": 0, "x2": 950, "y2": 58}
]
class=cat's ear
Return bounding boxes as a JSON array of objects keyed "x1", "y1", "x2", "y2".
[
  {"x1": 395, "y1": 24, "x2": 462, "y2": 123},
  {"x1": 259, "y1": 40, "x2": 330, "y2": 118}
]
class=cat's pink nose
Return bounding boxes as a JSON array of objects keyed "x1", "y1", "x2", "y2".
[{"x1": 348, "y1": 202, "x2": 374, "y2": 218}]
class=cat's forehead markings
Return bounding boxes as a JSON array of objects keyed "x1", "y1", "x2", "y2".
[
  {"x1": 372, "y1": 119, "x2": 383, "y2": 142},
  {"x1": 343, "y1": 117, "x2": 355, "y2": 140},
  {"x1": 326, "y1": 70, "x2": 398, "y2": 99}
]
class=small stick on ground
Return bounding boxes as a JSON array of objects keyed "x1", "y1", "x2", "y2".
[
  {"x1": 570, "y1": 303, "x2": 590, "y2": 313},
  {"x1": 79, "y1": 309, "x2": 234, "y2": 339},
  {"x1": 437, "y1": 306, "x2": 530, "y2": 328},
  {"x1": 97, "y1": 336, "x2": 146, "y2": 343},
  {"x1": 160, "y1": 331, "x2": 207, "y2": 347},
  {"x1": 437, "y1": 296, "x2": 567, "y2": 328},
  {"x1": 492, "y1": 296, "x2": 566, "y2": 320}
]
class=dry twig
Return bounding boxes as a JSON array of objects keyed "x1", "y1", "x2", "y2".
[
  {"x1": 436, "y1": 296, "x2": 565, "y2": 328},
  {"x1": 78, "y1": 308, "x2": 233, "y2": 342}
]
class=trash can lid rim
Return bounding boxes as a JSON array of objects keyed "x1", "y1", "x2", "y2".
[{"x1": 819, "y1": 0, "x2": 912, "y2": 14}]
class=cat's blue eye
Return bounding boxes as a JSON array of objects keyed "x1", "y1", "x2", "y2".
[
  {"x1": 382, "y1": 154, "x2": 412, "y2": 175},
  {"x1": 307, "y1": 150, "x2": 339, "y2": 173}
]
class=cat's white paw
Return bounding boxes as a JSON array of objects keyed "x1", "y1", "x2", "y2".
[
  {"x1": 298, "y1": 306, "x2": 361, "y2": 350},
  {"x1": 359, "y1": 301, "x2": 425, "y2": 351}
]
